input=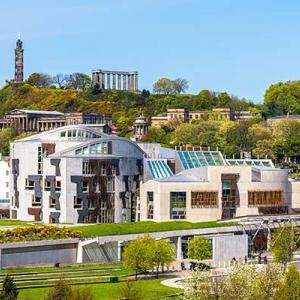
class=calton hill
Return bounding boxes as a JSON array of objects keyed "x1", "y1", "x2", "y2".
[{"x1": 1, "y1": 73, "x2": 300, "y2": 174}]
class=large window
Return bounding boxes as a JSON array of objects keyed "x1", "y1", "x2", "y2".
[
  {"x1": 248, "y1": 190, "x2": 284, "y2": 207},
  {"x1": 147, "y1": 192, "x2": 154, "y2": 219},
  {"x1": 107, "y1": 176, "x2": 115, "y2": 192},
  {"x1": 25, "y1": 179, "x2": 35, "y2": 190},
  {"x1": 191, "y1": 191, "x2": 218, "y2": 208},
  {"x1": 170, "y1": 192, "x2": 186, "y2": 220},
  {"x1": 32, "y1": 196, "x2": 41, "y2": 207}
]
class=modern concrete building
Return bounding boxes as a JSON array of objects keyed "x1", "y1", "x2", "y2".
[
  {"x1": 10, "y1": 125, "x2": 144, "y2": 224},
  {"x1": 0, "y1": 155, "x2": 10, "y2": 218},
  {"x1": 139, "y1": 150, "x2": 300, "y2": 222},
  {"x1": 0, "y1": 109, "x2": 112, "y2": 133}
]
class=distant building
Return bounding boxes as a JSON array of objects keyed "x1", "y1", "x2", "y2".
[
  {"x1": 132, "y1": 115, "x2": 148, "y2": 141},
  {"x1": 92, "y1": 69, "x2": 138, "y2": 92},
  {"x1": 0, "y1": 155, "x2": 10, "y2": 218},
  {"x1": 151, "y1": 108, "x2": 252, "y2": 127},
  {"x1": 10, "y1": 38, "x2": 24, "y2": 85},
  {"x1": 0, "y1": 109, "x2": 112, "y2": 134}
]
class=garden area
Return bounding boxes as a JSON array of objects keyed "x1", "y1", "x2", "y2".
[{"x1": 0, "y1": 263, "x2": 182, "y2": 300}]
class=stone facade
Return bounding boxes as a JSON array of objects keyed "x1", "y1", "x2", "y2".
[
  {"x1": 92, "y1": 69, "x2": 138, "y2": 92},
  {"x1": 0, "y1": 109, "x2": 112, "y2": 134}
]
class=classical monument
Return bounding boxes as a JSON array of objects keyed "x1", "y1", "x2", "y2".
[
  {"x1": 132, "y1": 115, "x2": 148, "y2": 141},
  {"x1": 11, "y1": 37, "x2": 24, "y2": 84},
  {"x1": 92, "y1": 69, "x2": 138, "y2": 92},
  {"x1": 0, "y1": 109, "x2": 112, "y2": 133}
]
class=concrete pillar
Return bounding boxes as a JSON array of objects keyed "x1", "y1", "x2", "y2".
[
  {"x1": 117, "y1": 241, "x2": 122, "y2": 262},
  {"x1": 123, "y1": 75, "x2": 126, "y2": 90},
  {"x1": 118, "y1": 74, "x2": 121, "y2": 90},
  {"x1": 77, "y1": 243, "x2": 83, "y2": 263},
  {"x1": 176, "y1": 236, "x2": 183, "y2": 260},
  {"x1": 112, "y1": 73, "x2": 116, "y2": 90}
]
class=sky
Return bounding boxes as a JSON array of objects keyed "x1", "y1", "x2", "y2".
[{"x1": 1, "y1": 0, "x2": 300, "y2": 102}]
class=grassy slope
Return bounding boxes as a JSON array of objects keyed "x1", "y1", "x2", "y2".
[
  {"x1": 18, "y1": 279, "x2": 181, "y2": 300},
  {"x1": 0, "y1": 220, "x2": 30, "y2": 226},
  {"x1": 72, "y1": 221, "x2": 237, "y2": 237}
]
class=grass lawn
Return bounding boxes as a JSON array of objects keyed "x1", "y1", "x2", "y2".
[
  {"x1": 0, "y1": 220, "x2": 31, "y2": 227},
  {"x1": 72, "y1": 220, "x2": 237, "y2": 237},
  {"x1": 18, "y1": 278, "x2": 182, "y2": 300}
]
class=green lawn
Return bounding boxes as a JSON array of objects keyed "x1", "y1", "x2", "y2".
[
  {"x1": 72, "y1": 221, "x2": 237, "y2": 237},
  {"x1": 0, "y1": 220, "x2": 31, "y2": 227},
  {"x1": 18, "y1": 278, "x2": 182, "y2": 300}
]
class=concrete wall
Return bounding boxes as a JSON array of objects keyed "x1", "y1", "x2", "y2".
[
  {"x1": 0, "y1": 239, "x2": 79, "y2": 268},
  {"x1": 213, "y1": 234, "x2": 248, "y2": 262}
]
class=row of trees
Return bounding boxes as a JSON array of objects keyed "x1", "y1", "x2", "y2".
[
  {"x1": 153, "y1": 78, "x2": 189, "y2": 94},
  {"x1": 26, "y1": 73, "x2": 92, "y2": 90}
]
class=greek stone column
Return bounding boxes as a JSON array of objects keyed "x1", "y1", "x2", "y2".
[
  {"x1": 134, "y1": 72, "x2": 138, "y2": 91},
  {"x1": 107, "y1": 73, "x2": 111, "y2": 89},
  {"x1": 118, "y1": 74, "x2": 121, "y2": 90},
  {"x1": 112, "y1": 73, "x2": 116, "y2": 90},
  {"x1": 128, "y1": 74, "x2": 132, "y2": 91},
  {"x1": 123, "y1": 74, "x2": 127, "y2": 91},
  {"x1": 98, "y1": 72, "x2": 103, "y2": 89}
]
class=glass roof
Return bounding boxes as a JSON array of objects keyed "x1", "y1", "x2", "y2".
[
  {"x1": 226, "y1": 159, "x2": 274, "y2": 168},
  {"x1": 147, "y1": 159, "x2": 173, "y2": 179},
  {"x1": 75, "y1": 142, "x2": 109, "y2": 156},
  {"x1": 177, "y1": 151, "x2": 225, "y2": 170}
]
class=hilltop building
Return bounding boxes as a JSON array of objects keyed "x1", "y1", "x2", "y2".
[
  {"x1": 132, "y1": 115, "x2": 148, "y2": 141},
  {"x1": 92, "y1": 69, "x2": 138, "y2": 92},
  {"x1": 151, "y1": 108, "x2": 252, "y2": 127},
  {"x1": 0, "y1": 109, "x2": 112, "y2": 134}
]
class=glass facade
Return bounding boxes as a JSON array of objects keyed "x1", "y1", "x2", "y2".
[
  {"x1": 170, "y1": 192, "x2": 186, "y2": 219},
  {"x1": 147, "y1": 159, "x2": 173, "y2": 179},
  {"x1": 226, "y1": 159, "x2": 274, "y2": 168},
  {"x1": 75, "y1": 142, "x2": 111, "y2": 155},
  {"x1": 147, "y1": 191, "x2": 154, "y2": 219}
]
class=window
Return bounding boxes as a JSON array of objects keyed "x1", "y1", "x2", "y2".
[
  {"x1": 49, "y1": 197, "x2": 56, "y2": 208},
  {"x1": 100, "y1": 164, "x2": 106, "y2": 176},
  {"x1": 44, "y1": 179, "x2": 51, "y2": 191},
  {"x1": 32, "y1": 196, "x2": 41, "y2": 207},
  {"x1": 248, "y1": 191, "x2": 284, "y2": 207},
  {"x1": 147, "y1": 192, "x2": 154, "y2": 219},
  {"x1": 38, "y1": 147, "x2": 43, "y2": 174},
  {"x1": 82, "y1": 181, "x2": 88, "y2": 192},
  {"x1": 25, "y1": 179, "x2": 35, "y2": 190},
  {"x1": 55, "y1": 180, "x2": 61, "y2": 191},
  {"x1": 5, "y1": 182, "x2": 9, "y2": 188},
  {"x1": 107, "y1": 176, "x2": 115, "y2": 192},
  {"x1": 170, "y1": 192, "x2": 186, "y2": 219},
  {"x1": 82, "y1": 161, "x2": 94, "y2": 175},
  {"x1": 74, "y1": 196, "x2": 83, "y2": 209},
  {"x1": 5, "y1": 170, "x2": 9, "y2": 176},
  {"x1": 5, "y1": 192, "x2": 9, "y2": 199},
  {"x1": 191, "y1": 191, "x2": 218, "y2": 208},
  {"x1": 60, "y1": 131, "x2": 66, "y2": 137}
]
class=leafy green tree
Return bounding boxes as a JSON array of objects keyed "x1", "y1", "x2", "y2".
[
  {"x1": 153, "y1": 78, "x2": 176, "y2": 94},
  {"x1": 65, "y1": 73, "x2": 92, "y2": 90},
  {"x1": 141, "y1": 126, "x2": 169, "y2": 144},
  {"x1": 271, "y1": 226, "x2": 296, "y2": 270},
  {"x1": 277, "y1": 265, "x2": 300, "y2": 300},
  {"x1": 193, "y1": 90, "x2": 214, "y2": 110},
  {"x1": 26, "y1": 73, "x2": 53, "y2": 88},
  {"x1": 123, "y1": 235, "x2": 155, "y2": 280},
  {"x1": 172, "y1": 123, "x2": 198, "y2": 145},
  {"x1": 0, "y1": 275, "x2": 18, "y2": 300},
  {"x1": 252, "y1": 140, "x2": 275, "y2": 159},
  {"x1": 46, "y1": 276, "x2": 72, "y2": 300},
  {"x1": 152, "y1": 239, "x2": 174, "y2": 278},
  {"x1": 70, "y1": 287, "x2": 94, "y2": 300},
  {"x1": 216, "y1": 92, "x2": 231, "y2": 108},
  {"x1": 187, "y1": 236, "x2": 212, "y2": 261}
]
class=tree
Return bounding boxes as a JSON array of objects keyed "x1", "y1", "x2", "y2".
[
  {"x1": 152, "y1": 239, "x2": 174, "y2": 278},
  {"x1": 123, "y1": 235, "x2": 155, "y2": 280},
  {"x1": 173, "y1": 78, "x2": 189, "y2": 94},
  {"x1": 71, "y1": 287, "x2": 94, "y2": 300},
  {"x1": 140, "y1": 126, "x2": 169, "y2": 144},
  {"x1": 52, "y1": 74, "x2": 67, "y2": 89},
  {"x1": 65, "y1": 73, "x2": 92, "y2": 90},
  {"x1": 0, "y1": 276, "x2": 18, "y2": 300},
  {"x1": 187, "y1": 236, "x2": 212, "y2": 262},
  {"x1": 277, "y1": 265, "x2": 300, "y2": 300},
  {"x1": 46, "y1": 276, "x2": 72, "y2": 300},
  {"x1": 216, "y1": 92, "x2": 231, "y2": 108},
  {"x1": 193, "y1": 90, "x2": 214, "y2": 110},
  {"x1": 118, "y1": 280, "x2": 144, "y2": 300},
  {"x1": 26, "y1": 73, "x2": 52, "y2": 88},
  {"x1": 153, "y1": 78, "x2": 176, "y2": 94},
  {"x1": 271, "y1": 226, "x2": 296, "y2": 270}
]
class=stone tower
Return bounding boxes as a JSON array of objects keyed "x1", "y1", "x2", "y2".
[
  {"x1": 133, "y1": 115, "x2": 148, "y2": 141},
  {"x1": 14, "y1": 37, "x2": 24, "y2": 84}
]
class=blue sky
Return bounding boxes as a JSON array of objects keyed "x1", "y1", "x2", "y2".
[{"x1": 1, "y1": 0, "x2": 300, "y2": 102}]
